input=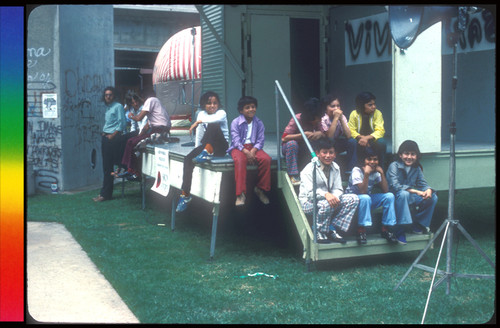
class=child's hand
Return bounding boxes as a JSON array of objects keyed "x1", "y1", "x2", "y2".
[
  {"x1": 325, "y1": 192, "x2": 340, "y2": 208},
  {"x1": 363, "y1": 165, "x2": 374, "y2": 175},
  {"x1": 422, "y1": 189, "x2": 432, "y2": 199},
  {"x1": 243, "y1": 148, "x2": 257, "y2": 164},
  {"x1": 375, "y1": 165, "x2": 384, "y2": 174},
  {"x1": 333, "y1": 109, "x2": 343, "y2": 119},
  {"x1": 358, "y1": 136, "x2": 370, "y2": 147},
  {"x1": 308, "y1": 131, "x2": 323, "y2": 140}
]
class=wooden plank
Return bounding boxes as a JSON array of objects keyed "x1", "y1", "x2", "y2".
[{"x1": 315, "y1": 234, "x2": 433, "y2": 261}]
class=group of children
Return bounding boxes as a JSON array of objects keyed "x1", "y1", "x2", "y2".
[
  {"x1": 168, "y1": 90, "x2": 438, "y2": 246},
  {"x1": 307, "y1": 137, "x2": 437, "y2": 245}
]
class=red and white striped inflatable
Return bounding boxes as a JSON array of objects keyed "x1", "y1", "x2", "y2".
[{"x1": 153, "y1": 26, "x2": 201, "y2": 84}]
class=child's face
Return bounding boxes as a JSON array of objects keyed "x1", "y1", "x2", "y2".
[
  {"x1": 316, "y1": 147, "x2": 336, "y2": 166},
  {"x1": 326, "y1": 99, "x2": 341, "y2": 116},
  {"x1": 363, "y1": 100, "x2": 376, "y2": 115},
  {"x1": 131, "y1": 98, "x2": 140, "y2": 110},
  {"x1": 399, "y1": 151, "x2": 417, "y2": 166},
  {"x1": 241, "y1": 103, "x2": 256, "y2": 122},
  {"x1": 205, "y1": 96, "x2": 219, "y2": 114},
  {"x1": 363, "y1": 155, "x2": 379, "y2": 169}
]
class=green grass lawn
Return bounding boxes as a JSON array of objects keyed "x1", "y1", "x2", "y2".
[{"x1": 27, "y1": 184, "x2": 496, "y2": 324}]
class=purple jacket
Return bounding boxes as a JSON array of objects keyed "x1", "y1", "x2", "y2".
[{"x1": 227, "y1": 114, "x2": 266, "y2": 153}]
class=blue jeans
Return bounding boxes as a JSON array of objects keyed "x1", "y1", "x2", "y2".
[
  {"x1": 394, "y1": 190, "x2": 438, "y2": 227},
  {"x1": 357, "y1": 193, "x2": 396, "y2": 227}
]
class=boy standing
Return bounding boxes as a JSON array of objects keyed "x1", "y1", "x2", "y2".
[
  {"x1": 227, "y1": 96, "x2": 271, "y2": 206},
  {"x1": 298, "y1": 138, "x2": 359, "y2": 243}
]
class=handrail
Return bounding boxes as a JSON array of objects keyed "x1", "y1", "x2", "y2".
[{"x1": 274, "y1": 80, "x2": 321, "y2": 244}]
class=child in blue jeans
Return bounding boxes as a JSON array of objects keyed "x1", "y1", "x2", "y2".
[
  {"x1": 386, "y1": 140, "x2": 438, "y2": 245},
  {"x1": 345, "y1": 148, "x2": 398, "y2": 245}
]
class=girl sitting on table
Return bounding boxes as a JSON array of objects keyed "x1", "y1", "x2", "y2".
[{"x1": 176, "y1": 91, "x2": 229, "y2": 212}]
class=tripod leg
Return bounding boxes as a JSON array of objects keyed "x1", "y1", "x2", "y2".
[
  {"x1": 394, "y1": 220, "x2": 449, "y2": 291},
  {"x1": 456, "y1": 222, "x2": 495, "y2": 268}
]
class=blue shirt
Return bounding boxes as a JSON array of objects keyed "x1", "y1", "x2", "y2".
[
  {"x1": 386, "y1": 159, "x2": 432, "y2": 194},
  {"x1": 102, "y1": 101, "x2": 126, "y2": 134},
  {"x1": 227, "y1": 114, "x2": 266, "y2": 153}
]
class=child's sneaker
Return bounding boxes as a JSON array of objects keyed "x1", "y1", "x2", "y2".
[
  {"x1": 381, "y1": 230, "x2": 398, "y2": 244},
  {"x1": 412, "y1": 223, "x2": 430, "y2": 234},
  {"x1": 396, "y1": 231, "x2": 407, "y2": 245},
  {"x1": 176, "y1": 194, "x2": 192, "y2": 212},
  {"x1": 254, "y1": 187, "x2": 270, "y2": 205},
  {"x1": 235, "y1": 193, "x2": 246, "y2": 206},
  {"x1": 290, "y1": 176, "x2": 301, "y2": 186},
  {"x1": 192, "y1": 149, "x2": 213, "y2": 164}
]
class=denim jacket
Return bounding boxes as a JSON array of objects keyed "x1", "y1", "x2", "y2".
[{"x1": 386, "y1": 159, "x2": 432, "y2": 194}]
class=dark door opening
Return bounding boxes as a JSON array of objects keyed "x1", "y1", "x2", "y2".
[{"x1": 290, "y1": 18, "x2": 320, "y2": 112}]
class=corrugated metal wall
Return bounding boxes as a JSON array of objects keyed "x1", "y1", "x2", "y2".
[{"x1": 200, "y1": 5, "x2": 226, "y2": 108}]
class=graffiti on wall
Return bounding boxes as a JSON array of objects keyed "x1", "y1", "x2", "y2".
[
  {"x1": 27, "y1": 42, "x2": 112, "y2": 190},
  {"x1": 345, "y1": 10, "x2": 496, "y2": 66}
]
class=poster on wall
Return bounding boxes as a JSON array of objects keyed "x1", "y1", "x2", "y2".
[
  {"x1": 42, "y1": 93, "x2": 58, "y2": 118},
  {"x1": 151, "y1": 148, "x2": 170, "y2": 196}
]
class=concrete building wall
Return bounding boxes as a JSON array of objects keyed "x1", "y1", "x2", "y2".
[
  {"x1": 27, "y1": 5, "x2": 62, "y2": 193},
  {"x1": 58, "y1": 5, "x2": 115, "y2": 191},
  {"x1": 27, "y1": 5, "x2": 115, "y2": 193}
]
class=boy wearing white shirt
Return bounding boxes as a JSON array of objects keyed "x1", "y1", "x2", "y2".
[{"x1": 298, "y1": 138, "x2": 359, "y2": 243}]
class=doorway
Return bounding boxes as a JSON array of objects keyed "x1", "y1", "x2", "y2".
[{"x1": 290, "y1": 18, "x2": 320, "y2": 112}]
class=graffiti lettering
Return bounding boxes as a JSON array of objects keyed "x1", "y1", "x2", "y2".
[
  {"x1": 345, "y1": 21, "x2": 364, "y2": 61},
  {"x1": 64, "y1": 68, "x2": 106, "y2": 98},
  {"x1": 28, "y1": 145, "x2": 61, "y2": 170},
  {"x1": 27, "y1": 47, "x2": 51, "y2": 58},
  {"x1": 35, "y1": 169, "x2": 59, "y2": 189}
]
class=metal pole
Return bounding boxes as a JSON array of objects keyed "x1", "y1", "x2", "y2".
[
  {"x1": 275, "y1": 84, "x2": 282, "y2": 188},
  {"x1": 274, "y1": 80, "x2": 320, "y2": 244},
  {"x1": 446, "y1": 42, "x2": 458, "y2": 295},
  {"x1": 191, "y1": 27, "x2": 196, "y2": 121},
  {"x1": 312, "y1": 162, "x2": 318, "y2": 243}
]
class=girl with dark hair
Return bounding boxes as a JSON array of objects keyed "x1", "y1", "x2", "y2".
[
  {"x1": 281, "y1": 97, "x2": 325, "y2": 186},
  {"x1": 176, "y1": 91, "x2": 229, "y2": 212},
  {"x1": 347, "y1": 91, "x2": 387, "y2": 171},
  {"x1": 386, "y1": 140, "x2": 438, "y2": 245},
  {"x1": 319, "y1": 94, "x2": 355, "y2": 170}
]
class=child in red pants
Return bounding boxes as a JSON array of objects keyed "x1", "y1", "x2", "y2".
[{"x1": 227, "y1": 96, "x2": 271, "y2": 206}]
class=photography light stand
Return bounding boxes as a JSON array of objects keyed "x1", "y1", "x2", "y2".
[{"x1": 389, "y1": 7, "x2": 495, "y2": 322}]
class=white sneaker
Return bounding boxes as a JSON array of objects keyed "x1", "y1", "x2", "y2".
[{"x1": 235, "y1": 193, "x2": 246, "y2": 206}]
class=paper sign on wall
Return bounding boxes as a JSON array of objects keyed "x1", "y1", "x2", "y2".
[
  {"x1": 151, "y1": 148, "x2": 170, "y2": 196},
  {"x1": 42, "y1": 93, "x2": 58, "y2": 118}
]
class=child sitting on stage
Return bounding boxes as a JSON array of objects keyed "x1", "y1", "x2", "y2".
[
  {"x1": 345, "y1": 148, "x2": 398, "y2": 245},
  {"x1": 176, "y1": 91, "x2": 229, "y2": 212},
  {"x1": 298, "y1": 137, "x2": 359, "y2": 244},
  {"x1": 227, "y1": 96, "x2": 271, "y2": 206}
]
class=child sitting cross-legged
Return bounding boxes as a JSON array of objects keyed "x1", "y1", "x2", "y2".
[
  {"x1": 345, "y1": 148, "x2": 398, "y2": 245},
  {"x1": 298, "y1": 137, "x2": 359, "y2": 244}
]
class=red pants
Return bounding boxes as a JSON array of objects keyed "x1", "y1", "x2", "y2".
[{"x1": 230, "y1": 144, "x2": 271, "y2": 196}]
